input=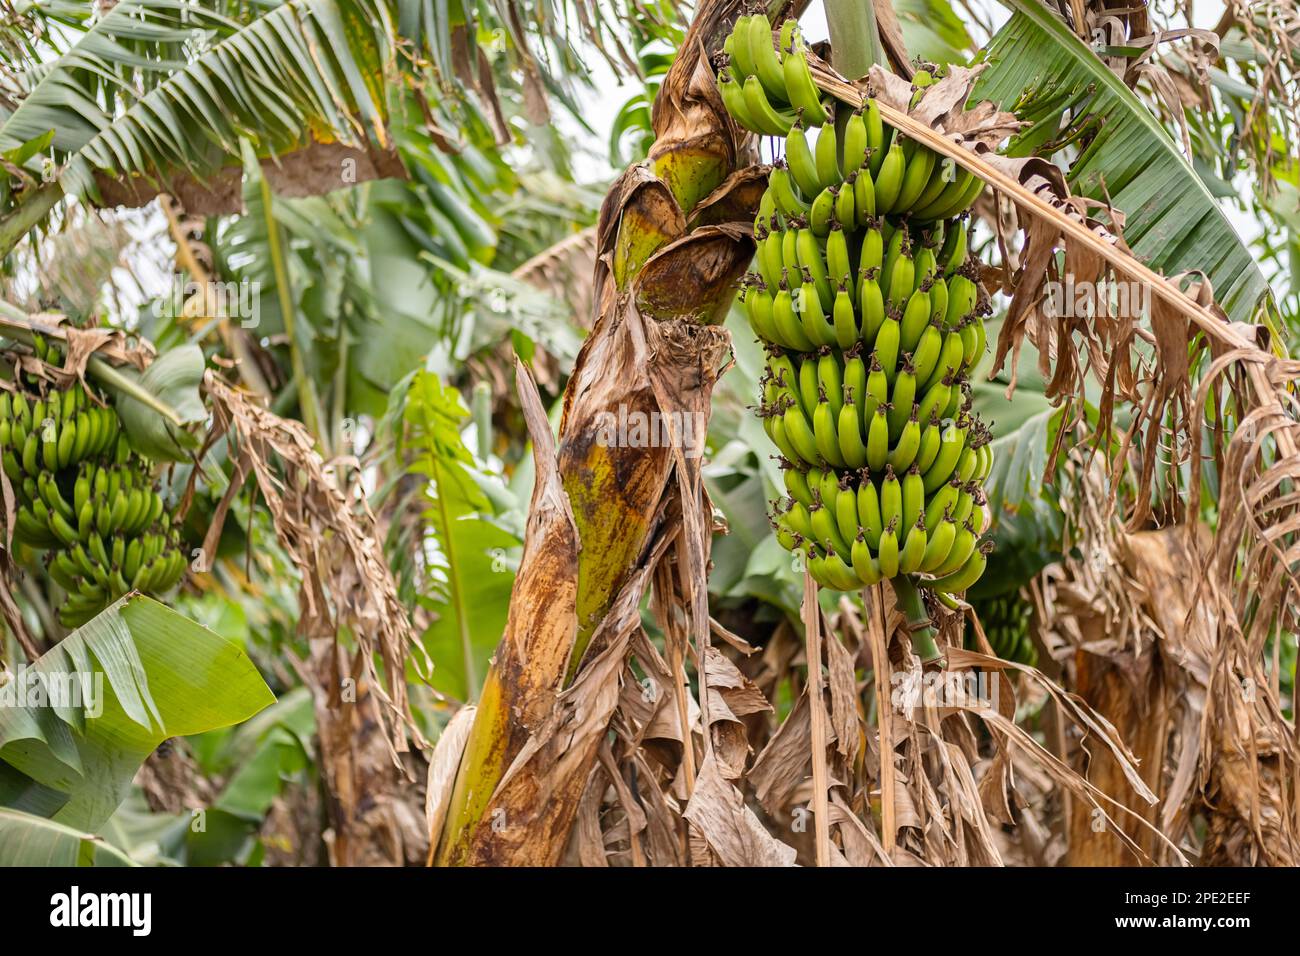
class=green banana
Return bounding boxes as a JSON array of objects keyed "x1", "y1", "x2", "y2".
[
  {"x1": 888, "y1": 409, "x2": 921, "y2": 471},
  {"x1": 866, "y1": 403, "x2": 890, "y2": 471},
  {"x1": 874, "y1": 142, "x2": 905, "y2": 212},
  {"x1": 718, "y1": 69, "x2": 764, "y2": 135},
  {"x1": 842, "y1": 108, "x2": 868, "y2": 176},
  {"x1": 813, "y1": 122, "x2": 839, "y2": 191},
  {"x1": 920, "y1": 516, "x2": 957, "y2": 572},
  {"x1": 877, "y1": 519, "x2": 900, "y2": 578},
  {"x1": 859, "y1": 268, "x2": 885, "y2": 346},
  {"x1": 813, "y1": 399, "x2": 846, "y2": 468},
  {"x1": 743, "y1": 75, "x2": 798, "y2": 136},
  {"x1": 727, "y1": 16, "x2": 759, "y2": 79},
  {"x1": 816, "y1": 351, "x2": 843, "y2": 420},
  {"x1": 852, "y1": 534, "x2": 882, "y2": 585},
  {"x1": 772, "y1": 278, "x2": 817, "y2": 351},
  {"x1": 853, "y1": 166, "x2": 876, "y2": 225},
  {"x1": 796, "y1": 229, "x2": 833, "y2": 311},
  {"x1": 782, "y1": 33, "x2": 828, "y2": 126},
  {"x1": 880, "y1": 465, "x2": 902, "y2": 532},
  {"x1": 747, "y1": 14, "x2": 787, "y2": 100},
  {"x1": 898, "y1": 516, "x2": 928, "y2": 574},
  {"x1": 928, "y1": 540, "x2": 992, "y2": 594},
  {"x1": 886, "y1": 366, "x2": 915, "y2": 448},
  {"x1": 832, "y1": 282, "x2": 857, "y2": 350},
  {"x1": 810, "y1": 499, "x2": 852, "y2": 557},
  {"x1": 874, "y1": 308, "x2": 901, "y2": 386},
  {"x1": 769, "y1": 163, "x2": 811, "y2": 218},
  {"x1": 838, "y1": 394, "x2": 867, "y2": 468},
  {"x1": 901, "y1": 464, "x2": 924, "y2": 533},
  {"x1": 895, "y1": 140, "x2": 936, "y2": 211},
  {"x1": 856, "y1": 470, "x2": 883, "y2": 549},
  {"x1": 834, "y1": 178, "x2": 855, "y2": 228},
  {"x1": 786, "y1": 123, "x2": 822, "y2": 198},
  {"x1": 808, "y1": 185, "x2": 837, "y2": 236},
  {"x1": 798, "y1": 271, "x2": 835, "y2": 347},
  {"x1": 783, "y1": 403, "x2": 821, "y2": 466},
  {"x1": 834, "y1": 478, "x2": 860, "y2": 546}
]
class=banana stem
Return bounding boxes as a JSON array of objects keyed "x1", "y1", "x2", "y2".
[
  {"x1": 893, "y1": 575, "x2": 943, "y2": 664},
  {"x1": 257, "y1": 168, "x2": 324, "y2": 444},
  {"x1": 824, "y1": 0, "x2": 883, "y2": 77}
]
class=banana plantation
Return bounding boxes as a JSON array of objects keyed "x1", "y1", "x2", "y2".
[{"x1": 0, "y1": 0, "x2": 1297, "y2": 875}]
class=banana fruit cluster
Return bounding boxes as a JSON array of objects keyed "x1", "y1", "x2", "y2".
[
  {"x1": 967, "y1": 593, "x2": 1037, "y2": 666},
  {"x1": 718, "y1": 15, "x2": 828, "y2": 134},
  {"x1": 718, "y1": 18, "x2": 995, "y2": 595},
  {"x1": 1, "y1": 336, "x2": 188, "y2": 627}
]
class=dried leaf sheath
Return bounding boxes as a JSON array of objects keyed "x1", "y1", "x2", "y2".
[{"x1": 433, "y1": 0, "x2": 797, "y2": 866}]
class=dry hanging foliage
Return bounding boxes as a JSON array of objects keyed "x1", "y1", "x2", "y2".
[
  {"x1": 1038, "y1": 457, "x2": 1299, "y2": 865},
  {"x1": 560, "y1": 569, "x2": 1180, "y2": 866},
  {"x1": 198, "y1": 373, "x2": 430, "y2": 865}
]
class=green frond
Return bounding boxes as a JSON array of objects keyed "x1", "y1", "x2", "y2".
[{"x1": 975, "y1": 0, "x2": 1271, "y2": 325}]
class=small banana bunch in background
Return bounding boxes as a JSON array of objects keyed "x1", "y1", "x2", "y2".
[
  {"x1": 966, "y1": 592, "x2": 1037, "y2": 666},
  {"x1": 720, "y1": 14, "x2": 995, "y2": 598},
  {"x1": 0, "y1": 334, "x2": 188, "y2": 628}
]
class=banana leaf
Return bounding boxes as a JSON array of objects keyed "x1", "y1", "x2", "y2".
[
  {"x1": 0, "y1": 808, "x2": 136, "y2": 866},
  {"x1": 402, "y1": 372, "x2": 520, "y2": 702},
  {"x1": 0, "y1": 596, "x2": 274, "y2": 832},
  {"x1": 975, "y1": 0, "x2": 1270, "y2": 325},
  {"x1": 969, "y1": 317, "x2": 1066, "y2": 598},
  {"x1": 107, "y1": 344, "x2": 207, "y2": 462}
]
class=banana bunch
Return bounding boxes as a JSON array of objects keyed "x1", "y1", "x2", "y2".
[
  {"x1": 718, "y1": 15, "x2": 828, "y2": 134},
  {"x1": 967, "y1": 593, "x2": 1037, "y2": 666},
  {"x1": 717, "y1": 39, "x2": 996, "y2": 596},
  {"x1": 0, "y1": 378, "x2": 122, "y2": 482},
  {"x1": 0, "y1": 341, "x2": 188, "y2": 628}
]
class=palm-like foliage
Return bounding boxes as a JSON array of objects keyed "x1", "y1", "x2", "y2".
[
  {"x1": 0, "y1": 0, "x2": 669, "y2": 253},
  {"x1": 1, "y1": 1, "x2": 399, "y2": 241},
  {"x1": 976, "y1": 0, "x2": 1271, "y2": 324}
]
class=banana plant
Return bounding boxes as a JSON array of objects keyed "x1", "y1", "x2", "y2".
[{"x1": 434, "y1": 0, "x2": 809, "y2": 866}]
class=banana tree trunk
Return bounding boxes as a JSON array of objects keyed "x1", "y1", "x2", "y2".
[{"x1": 434, "y1": 0, "x2": 801, "y2": 866}]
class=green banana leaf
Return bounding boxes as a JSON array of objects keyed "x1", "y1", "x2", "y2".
[
  {"x1": 975, "y1": 0, "x2": 1270, "y2": 325},
  {"x1": 108, "y1": 344, "x2": 207, "y2": 462},
  {"x1": 402, "y1": 371, "x2": 520, "y2": 702},
  {"x1": 0, "y1": 595, "x2": 275, "y2": 832},
  {"x1": 93, "y1": 688, "x2": 315, "y2": 866},
  {"x1": 968, "y1": 318, "x2": 1067, "y2": 598},
  {"x1": 0, "y1": 807, "x2": 137, "y2": 866},
  {"x1": 894, "y1": 0, "x2": 974, "y2": 66}
]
